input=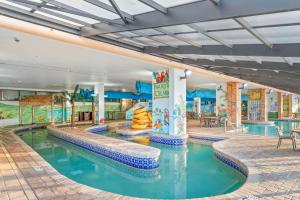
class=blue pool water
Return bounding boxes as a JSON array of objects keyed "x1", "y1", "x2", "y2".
[
  {"x1": 243, "y1": 120, "x2": 300, "y2": 137},
  {"x1": 19, "y1": 129, "x2": 245, "y2": 199}
]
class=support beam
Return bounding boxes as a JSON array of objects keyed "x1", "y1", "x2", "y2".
[
  {"x1": 209, "y1": 0, "x2": 221, "y2": 5},
  {"x1": 83, "y1": 0, "x2": 134, "y2": 21},
  {"x1": 144, "y1": 44, "x2": 300, "y2": 57},
  {"x1": 130, "y1": 31, "x2": 178, "y2": 48},
  {"x1": 137, "y1": 0, "x2": 167, "y2": 14},
  {"x1": 108, "y1": 0, "x2": 128, "y2": 24},
  {"x1": 81, "y1": 0, "x2": 300, "y2": 35},
  {"x1": 234, "y1": 18, "x2": 273, "y2": 48},
  {"x1": 283, "y1": 57, "x2": 293, "y2": 66},
  {"x1": 183, "y1": 58, "x2": 300, "y2": 73}
]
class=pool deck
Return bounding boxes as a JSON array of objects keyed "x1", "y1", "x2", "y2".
[{"x1": 0, "y1": 123, "x2": 300, "y2": 200}]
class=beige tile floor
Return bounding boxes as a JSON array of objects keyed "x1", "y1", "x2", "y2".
[{"x1": 0, "y1": 123, "x2": 300, "y2": 200}]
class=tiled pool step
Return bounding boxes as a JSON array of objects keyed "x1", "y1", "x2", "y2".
[{"x1": 47, "y1": 126, "x2": 160, "y2": 169}]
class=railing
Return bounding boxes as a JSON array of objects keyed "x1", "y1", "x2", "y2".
[{"x1": 224, "y1": 118, "x2": 245, "y2": 134}]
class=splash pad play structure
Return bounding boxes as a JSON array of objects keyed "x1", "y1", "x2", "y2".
[{"x1": 116, "y1": 106, "x2": 152, "y2": 136}]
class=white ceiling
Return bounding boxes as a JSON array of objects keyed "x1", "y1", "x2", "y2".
[{"x1": 0, "y1": 27, "x2": 253, "y2": 92}]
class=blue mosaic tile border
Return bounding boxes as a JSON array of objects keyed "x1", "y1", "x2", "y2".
[
  {"x1": 215, "y1": 152, "x2": 248, "y2": 176},
  {"x1": 190, "y1": 135, "x2": 225, "y2": 142},
  {"x1": 150, "y1": 135, "x2": 186, "y2": 146},
  {"x1": 87, "y1": 125, "x2": 108, "y2": 134},
  {"x1": 49, "y1": 131, "x2": 159, "y2": 170}
]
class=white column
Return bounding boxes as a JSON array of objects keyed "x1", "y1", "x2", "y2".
[
  {"x1": 169, "y1": 68, "x2": 186, "y2": 135},
  {"x1": 216, "y1": 83, "x2": 227, "y2": 117},
  {"x1": 152, "y1": 67, "x2": 186, "y2": 136},
  {"x1": 94, "y1": 83, "x2": 105, "y2": 124}
]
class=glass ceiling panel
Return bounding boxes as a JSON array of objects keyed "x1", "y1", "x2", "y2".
[
  {"x1": 243, "y1": 10, "x2": 300, "y2": 27},
  {"x1": 1, "y1": 0, "x2": 32, "y2": 11},
  {"x1": 117, "y1": 31, "x2": 138, "y2": 37},
  {"x1": 177, "y1": 33, "x2": 219, "y2": 45},
  {"x1": 100, "y1": 0, "x2": 154, "y2": 15},
  {"x1": 192, "y1": 19, "x2": 241, "y2": 31},
  {"x1": 55, "y1": 0, "x2": 119, "y2": 20},
  {"x1": 151, "y1": 35, "x2": 189, "y2": 46},
  {"x1": 209, "y1": 30, "x2": 262, "y2": 45},
  {"x1": 133, "y1": 29, "x2": 162, "y2": 36},
  {"x1": 121, "y1": 38, "x2": 145, "y2": 47},
  {"x1": 35, "y1": 11, "x2": 82, "y2": 26},
  {"x1": 256, "y1": 26, "x2": 300, "y2": 44},
  {"x1": 43, "y1": 8, "x2": 99, "y2": 24},
  {"x1": 133, "y1": 37, "x2": 162, "y2": 46},
  {"x1": 160, "y1": 25, "x2": 195, "y2": 34},
  {"x1": 154, "y1": 0, "x2": 200, "y2": 8}
]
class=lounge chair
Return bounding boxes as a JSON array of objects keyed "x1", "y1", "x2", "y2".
[{"x1": 276, "y1": 127, "x2": 296, "y2": 150}]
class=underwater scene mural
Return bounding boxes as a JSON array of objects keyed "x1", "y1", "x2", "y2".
[{"x1": 152, "y1": 69, "x2": 170, "y2": 134}]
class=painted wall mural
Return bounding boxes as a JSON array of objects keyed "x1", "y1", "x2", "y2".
[
  {"x1": 153, "y1": 70, "x2": 169, "y2": 99},
  {"x1": 268, "y1": 92, "x2": 278, "y2": 112},
  {"x1": 248, "y1": 100, "x2": 261, "y2": 121},
  {"x1": 172, "y1": 95, "x2": 186, "y2": 135},
  {"x1": 216, "y1": 84, "x2": 227, "y2": 117},
  {"x1": 152, "y1": 69, "x2": 170, "y2": 134},
  {"x1": 248, "y1": 89, "x2": 261, "y2": 101},
  {"x1": 292, "y1": 95, "x2": 300, "y2": 113},
  {"x1": 0, "y1": 101, "x2": 19, "y2": 126},
  {"x1": 247, "y1": 89, "x2": 262, "y2": 121}
]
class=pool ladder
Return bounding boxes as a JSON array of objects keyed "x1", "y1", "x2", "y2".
[{"x1": 224, "y1": 118, "x2": 245, "y2": 134}]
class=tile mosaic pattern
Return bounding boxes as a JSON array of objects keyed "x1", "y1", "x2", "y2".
[
  {"x1": 214, "y1": 152, "x2": 248, "y2": 176},
  {"x1": 48, "y1": 127, "x2": 159, "y2": 169},
  {"x1": 86, "y1": 125, "x2": 108, "y2": 133},
  {"x1": 150, "y1": 134, "x2": 187, "y2": 145}
]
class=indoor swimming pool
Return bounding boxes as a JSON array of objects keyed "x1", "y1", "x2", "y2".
[
  {"x1": 243, "y1": 120, "x2": 300, "y2": 137},
  {"x1": 18, "y1": 129, "x2": 245, "y2": 199}
]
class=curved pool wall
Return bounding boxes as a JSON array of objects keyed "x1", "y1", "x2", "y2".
[
  {"x1": 47, "y1": 126, "x2": 160, "y2": 169},
  {"x1": 17, "y1": 128, "x2": 246, "y2": 199}
]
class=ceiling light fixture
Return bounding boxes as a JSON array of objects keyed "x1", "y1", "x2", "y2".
[
  {"x1": 239, "y1": 83, "x2": 248, "y2": 90},
  {"x1": 180, "y1": 69, "x2": 192, "y2": 80},
  {"x1": 267, "y1": 89, "x2": 273, "y2": 94}
]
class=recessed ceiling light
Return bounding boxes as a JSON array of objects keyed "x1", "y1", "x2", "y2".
[
  {"x1": 274, "y1": 70, "x2": 280, "y2": 73},
  {"x1": 251, "y1": 68, "x2": 258, "y2": 71}
]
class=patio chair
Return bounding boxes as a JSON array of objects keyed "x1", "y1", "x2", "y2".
[{"x1": 276, "y1": 127, "x2": 296, "y2": 150}]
